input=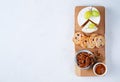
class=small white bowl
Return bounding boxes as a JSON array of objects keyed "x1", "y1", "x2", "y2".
[
  {"x1": 75, "y1": 50, "x2": 95, "y2": 70},
  {"x1": 93, "y1": 62, "x2": 107, "y2": 76}
]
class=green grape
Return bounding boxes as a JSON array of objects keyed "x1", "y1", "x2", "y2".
[
  {"x1": 84, "y1": 11, "x2": 92, "y2": 19},
  {"x1": 92, "y1": 10, "x2": 100, "y2": 17},
  {"x1": 88, "y1": 23, "x2": 95, "y2": 29}
]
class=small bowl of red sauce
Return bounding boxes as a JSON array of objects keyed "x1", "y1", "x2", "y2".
[{"x1": 93, "y1": 62, "x2": 107, "y2": 76}]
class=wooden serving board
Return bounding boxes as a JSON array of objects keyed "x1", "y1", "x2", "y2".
[{"x1": 74, "y1": 6, "x2": 105, "y2": 76}]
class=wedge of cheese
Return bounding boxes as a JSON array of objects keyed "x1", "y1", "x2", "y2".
[{"x1": 82, "y1": 21, "x2": 98, "y2": 33}]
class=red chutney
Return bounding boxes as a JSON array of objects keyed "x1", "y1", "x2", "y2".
[{"x1": 95, "y1": 64, "x2": 106, "y2": 75}]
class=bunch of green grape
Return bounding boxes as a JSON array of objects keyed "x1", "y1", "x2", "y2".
[
  {"x1": 84, "y1": 10, "x2": 100, "y2": 19},
  {"x1": 88, "y1": 22, "x2": 95, "y2": 29}
]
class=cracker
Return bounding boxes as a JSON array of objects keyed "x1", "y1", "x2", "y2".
[
  {"x1": 80, "y1": 36, "x2": 89, "y2": 48},
  {"x1": 88, "y1": 34, "x2": 98, "y2": 48},
  {"x1": 94, "y1": 35, "x2": 105, "y2": 48},
  {"x1": 73, "y1": 32, "x2": 84, "y2": 45}
]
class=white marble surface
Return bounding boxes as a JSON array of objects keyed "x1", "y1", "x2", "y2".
[{"x1": 0, "y1": 0, "x2": 120, "y2": 82}]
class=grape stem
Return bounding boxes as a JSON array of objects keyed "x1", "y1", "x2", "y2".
[{"x1": 90, "y1": 6, "x2": 93, "y2": 12}]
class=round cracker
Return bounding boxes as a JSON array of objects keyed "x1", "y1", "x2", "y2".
[
  {"x1": 80, "y1": 36, "x2": 89, "y2": 48},
  {"x1": 94, "y1": 35, "x2": 105, "y2": 48},
  {"x1": 88, "y1": 34, "x2": 98, "y2": 48},
  {"x1": 73, "y1": 32, "x2": 84, "y2": 45}
]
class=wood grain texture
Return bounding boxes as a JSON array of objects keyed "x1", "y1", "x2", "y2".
[{"x1": 74, "y1": 6, "x2": 105, "y2": 76}]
